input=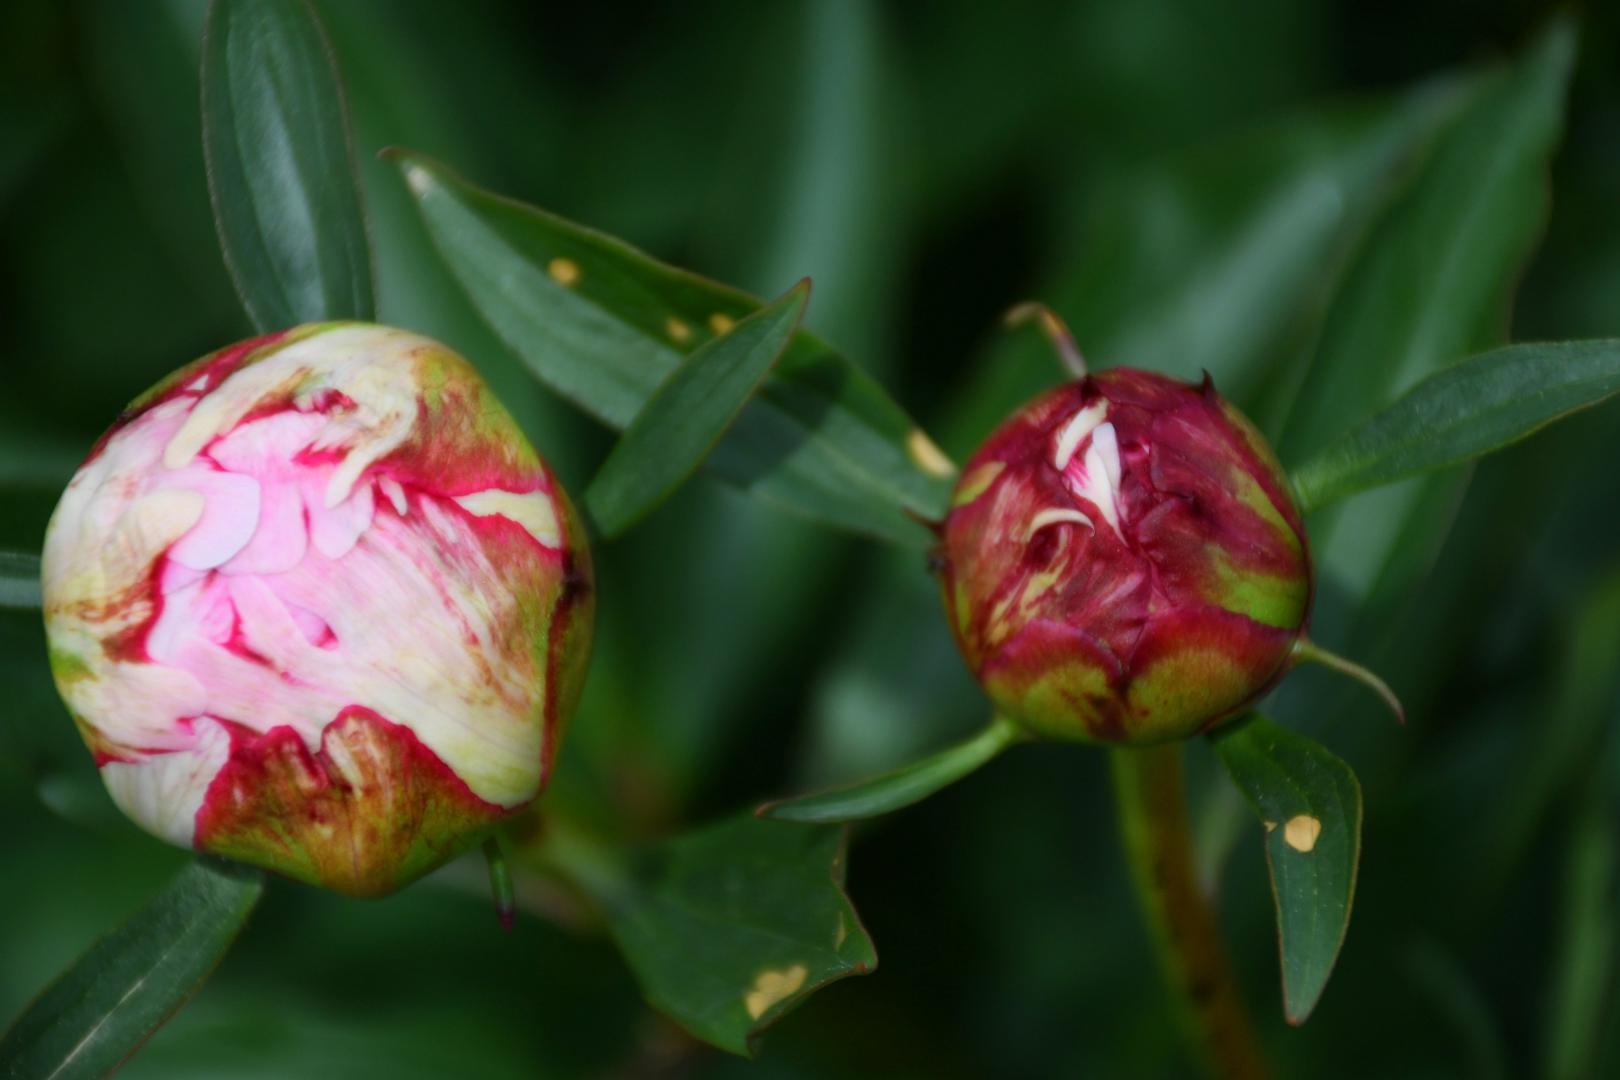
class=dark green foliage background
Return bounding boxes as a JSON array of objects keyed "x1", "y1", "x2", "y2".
[{"x1": 2, "y1": 2, "x2": 1618, "y2": 1076}]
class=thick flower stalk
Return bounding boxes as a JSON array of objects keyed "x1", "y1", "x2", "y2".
[
  {"x1": 41, "y1": 323, "x2": 593, "y2": 896},
  {"x1": 939, "y1": 369, "x2": 1309, "y2": 743}
]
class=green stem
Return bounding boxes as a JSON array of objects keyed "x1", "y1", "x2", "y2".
[
  {"x1": 483, "y1": 835, "x2": 515, "y2": 931},
  {"x1": 1112, "y1": 744, "x2": 1269, "y2": 1080}
]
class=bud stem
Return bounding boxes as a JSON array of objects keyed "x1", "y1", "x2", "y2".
[
  {"x1": 1005, "y1": 301, "x2": 1087, "y2": 377},
  {"x1": 1291, "y1": 638, "x2": 1405, "y2": 723},
  {"x1": 484, "y1": 835, "x2": 515, "y2": 931},
  {"x1": 1112, "y1": 744, "x2": 1269, "y2": 1079}
]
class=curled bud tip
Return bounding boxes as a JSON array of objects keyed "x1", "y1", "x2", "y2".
[
  {"x1": 1004, "y1": 301, "x2": 1087, "y2": 377},
  {"x1": 1292, "y1": 638, "x2": 1405, "y2": 724}
]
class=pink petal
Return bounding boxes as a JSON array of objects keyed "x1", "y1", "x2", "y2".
[
  {"x1": 225, "y1": 575, "x2": 313, "y2": 670},
  {"x1": 282, "y1": 599, "x2": 335, "y2": 647},
  {"x1": 308, "y1": 476, "x2": 375, "y2": 560},
  {"x1": 222, "y1": 476, "x2": 307, "y2": 575},
  {"x1": 165, "y1": 470, "x2": 261, "y2": 570},
  {"x1": 210, "y1": 411, "x2": 325, "y2": 473},
  {"x1": 148, "y1": 577, "x2": 233, "y2": 661},
  {"x1": 160, "y1": 560, "x2": 207, "y2": 595}
]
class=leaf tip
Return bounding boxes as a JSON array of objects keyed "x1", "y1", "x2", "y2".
[{"x1": 1293, "y1": 638, "x2": 1405, "y2": 724}]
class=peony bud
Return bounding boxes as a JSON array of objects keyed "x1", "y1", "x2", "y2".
[
  {"x1": 939, "y1": 369, "x2": 1309, "y2": 743},
  {"x1": 41, "y1": 324, "x2": 593, "y2": 896}
]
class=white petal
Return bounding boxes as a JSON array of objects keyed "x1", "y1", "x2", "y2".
[
  {"x1": 1052, "y1": 400, "x2": 1109, "y2": 470},
  {"x1": 452, "y1": 489, "x2": 560, "y2": 549},
  {"x1": 379, "y1": 477, "x2": 408, "y2": 516},
  {"x1": 101, "y1": 717, "x2": 231, "y2": 847}
]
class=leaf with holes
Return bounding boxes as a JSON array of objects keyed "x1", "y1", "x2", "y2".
[
  {"x1": 0, "y1": 858, "x2": 264, "y2": 1080},
  {"x1": 1212, "y1": 715, "x2": 1362, "y2": 1024},
  {"x1": 391, "y1": 149, "x2": 953, "y2": 547},
  {"x1": 554, "y1": 814, "x2": 876, "y2": 1056},
  {"x1": 203, "y1": 0, "x2": 374, "y2": 329}
]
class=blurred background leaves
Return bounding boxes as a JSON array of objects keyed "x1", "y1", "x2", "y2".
[{"x1": 2, "y1": 1, "x2": 1618, "y2": 1076}]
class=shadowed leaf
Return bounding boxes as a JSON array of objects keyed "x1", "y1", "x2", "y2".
[
  {"x1": 1212, "y1": 715, "x2": 1361, "y2": 1024},
  {"x1": 586, "y1": 281, "x2": 810, "y2": 538},
  {"x1": 391, "y1": 150, "x2": 951, "y2": 547},
  {"x1": 760, "y1": 715, "x2": 1023, "y2": 824},
  {"x1": 1274, "y1": 20, "x2": 1575, "y2": 612},
  {"x1": 0, "y1": 858, "x2": 264, "y2": 1079},
  {"x1": 0, "y1": 551, "x2": 42, "y2": 610},
  {"x1": 549, "y1": 814, "x2": 876, "y2": 1057},
  {"x1": 203, "y1": 0, "x2": 374, "y2": 329}
]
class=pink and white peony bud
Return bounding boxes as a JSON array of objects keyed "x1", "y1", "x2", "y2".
[
  {"x1": 41, "y1": 324, "x2": 592, "y2": 896},
  {"x1": 939, "y1": 369, "x2": 1310, "y2": 743}
]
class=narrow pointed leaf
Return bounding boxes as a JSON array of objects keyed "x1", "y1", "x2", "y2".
[
  {"x1": 1293, "y1": 339, "x2": 1620, "y2": 510},
  {"x1": 760, "y1": 715, "x2": 1023, "y2": 824},
  {"x1": 391, "y1": 150, "x2": 952, "y2": 547},
  {"x1": 0, "y1": 551, "x2": 42, "y2": 610},
  {"x1": 1273, "y1": 21, "x2": 1574, "y2": 610},
  {"x1": 585, "y1": 281, "x2": 810, "y2": 537},
  {"x1": 203, "y1": 0, "x2": 374, "y2": 329},
  {"x1": 551, "y1": 814, "x2": 876, "y2": 1057},
  {"x1": 0, "y1": 858, "x2": 264, "y2": 1079},
  {"x1": 1212, "y1": 716, "x2": 1362, "y2": 1024}
]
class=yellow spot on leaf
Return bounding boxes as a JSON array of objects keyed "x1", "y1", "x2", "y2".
[
  {"x1": 1283, "y1": 814, "x2": 1321, "y2": 853},
  {"x1": 1263, "y1": 820, "x2": 1277, "y2": 832},
  {"x1": 547, "y1": 257, "x2": 580, "y2": 286},
  {"x1": 834, "y1": 913, "x2": 848, "y2": 949},
  {"x1": 907, "y1": 429, "x2": 956, "y2": 478},
  {"x1": 744, "y1": 964, "x2": 808, "y2": 1020},
  {"x1": 666, "y1": 317, "x2": 692, "y2": 344},
  {"x1": 709, "y1": 312, "x2": 736, "y2": 334},
  {"x1": 403, "y1": 164, "x2": 433, "y2": 197}
]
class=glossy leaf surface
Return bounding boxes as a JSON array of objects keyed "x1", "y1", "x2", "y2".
[
  {"x1": 1294, "y1": 339, "x2": 1620, "y2": 510},
  {"x1": 0, "y1": 859, "x2": 264, "y2": 1080},
  {"x1": 393, "y1": 151, "x2": 951, "y2": 547},
  {"x1": 1212, "y1": 716, "x2": 1362, "y2": 1024},
  {"x1": 585, "y1": 282, "x2": 809, "y2": 537}
]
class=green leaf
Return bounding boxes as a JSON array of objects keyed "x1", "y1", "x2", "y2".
[
  {"x1": 0, "y1": 551, "x2": 42, "y2": 610},
  {"x1": 548, "y1": 815, "x2": 876, "y2": 1057},
  {"x1": 759, "y1": 715, "x2": 1023, "y2": 824},
  {"x1": 1211, "y1": 716, "x2": 1362, "y2": 1025},
  {"x1": 390, "y1": 150, "x2": 952, "y2": 547},
  {"x1": 585, "y1": 281, "x2": 810, "y2": 538},
  {"x1": 202, "y1": 0, "x2": 374, "y2": 330},
  {"x1": 1293, "y1": 339, "x2": 1620, "y2": 510},
  {"x1": 0, "y1": 858, "x2": 264, "y2": 1079},
  {"x1": 1275, "y1": 20, "x2": 1574, "y2": 607}
]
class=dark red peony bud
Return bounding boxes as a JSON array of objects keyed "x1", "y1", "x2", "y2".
[{"x1": 939, "y1": 369, "x2": 1311, "y2": 743}]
